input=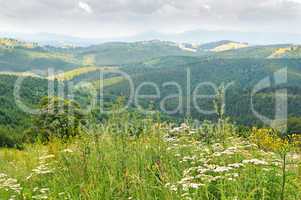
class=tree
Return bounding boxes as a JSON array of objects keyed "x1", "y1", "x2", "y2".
[
  {"x1": 287, "y1": 117, "x2": 301, "y2": 135},
  {"x1": 33, "y1": 96, "x2": 84, "y2": 140}
]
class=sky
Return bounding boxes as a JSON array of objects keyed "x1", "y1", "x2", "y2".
[{"x1": 0, "y1": 0, "x2": 301, "y2": 39}]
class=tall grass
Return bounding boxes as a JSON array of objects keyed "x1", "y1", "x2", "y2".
[{"x1": 0, "y1": 115, "x2": 300, "y2": 199}]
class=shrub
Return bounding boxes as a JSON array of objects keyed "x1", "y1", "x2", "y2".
[
  {"x1": 32, "y1": 96, "x2": 85, "y2": 141},
  {"x1": 0, "y1": 126, "x2": 23, "y2": 148}
]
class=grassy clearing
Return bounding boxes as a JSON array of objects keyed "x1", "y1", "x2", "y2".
[
  {"x1": 26, "y1": 51, "x2": 78, "y2": 64},
  {"x1": 48, "y1": 66, "x2": 118, "y2": 81},
  {"x1": 0, "y1": 117, "x2": 300, "y2": 200},
  {"x1": 93, "y1": 76, "x2": 125, "y2": 90}
]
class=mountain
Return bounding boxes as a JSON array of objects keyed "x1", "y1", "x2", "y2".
[
  {"x1": 1, "y1": 37, "x2": 301, "y2": 128},
  {"x1": 0, "y1": 38, "x2": 83, "y2": 72},
  {"x1": 0, "y1": 74, "x2": 48, "y2": 128},
  {"x1": 96, "y1": 57, "x2": 301, "y2": 125},
  {"x1": 0, "y1": 32, "x2": 100, "y2": 47},
  {"x1": 2, "y1": 30, "x2": 301, "y2": 46},
  {"x1": 130, "y1": 30, "x2": 301, "y2": 45},
  {"x1": 209, "y1": 44, "x2": 301, "y2": 59},
  {"x1": 73, "y1": 40, "x2": 201, "y2": 65},
  {"x1": 199, "y1": 40, "x2": 248, "y2": 52}
]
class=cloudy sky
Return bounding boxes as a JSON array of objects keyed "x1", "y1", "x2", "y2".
[{"x1": 0, "y1": 0, "x2": 301, "y2": 38}]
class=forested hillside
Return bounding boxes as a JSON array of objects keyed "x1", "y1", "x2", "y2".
[
  {"x1": 100, "y1": 58, "x2": 301, "y2": 125},
  {"x1": 1, "y1": 38, "x2": 301, "y2": 147}
]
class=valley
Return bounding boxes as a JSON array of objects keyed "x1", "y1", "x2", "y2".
[{"x1": 0, "y1": 38, "x2": 301, "y2": 200}]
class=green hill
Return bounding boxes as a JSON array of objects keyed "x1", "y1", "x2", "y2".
[
  {"x1": 0, "y1": 75, "x2": 48, "y2": 128},
  {"x1": 74, "y1": 40, "x2": 200, "y2": 65},
  {"x1": 100, "y1": 58, "x2": 301, "y2": 125},
  {"x1": 2, "y1": 38, "x2": 301, "y2": 127},
  {"x1": 0, "y1": 38, "x2": 82, "y2": 72}
]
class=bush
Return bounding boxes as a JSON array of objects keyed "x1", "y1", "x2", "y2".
[
  {"x1": 0, "y1": 126, "x2": 23, "y2": 148},
  {"x1": 32, "y1": 96, "x2": 85, "y2": 141}
]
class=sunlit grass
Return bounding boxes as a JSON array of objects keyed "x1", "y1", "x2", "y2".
[
  {"x1": 48, "y1": 66, "x2": 118, "y2": 81},
  {"x1": 0, "y1": 118, "x2": 300, "y2": 200}
]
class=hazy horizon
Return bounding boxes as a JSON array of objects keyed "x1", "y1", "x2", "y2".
[{"x1": 1, "y1": 0, "x2": 301, "y2": 45}]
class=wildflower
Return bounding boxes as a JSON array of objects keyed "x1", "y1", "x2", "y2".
[
  {"x1": 0, "y1": 173, "x2": 21, "y2": 194},
  {"x1": 181, "y1": 193, "x2": 189, "y2": 197},
  {"x1": 39, "y1": 154, "x2": 55, "y2": 160},
  {"x1": 212, "y1": 166, "x2": 233, "y2": 173},
  {"x1": 212, "y1": 143, "x2": 223, "y2": 151},
  {"x1": 242, "y1": 159, "x2": 268, "y2": 165},
  {"x1": 62, "y1": 149, "x2": 74, "y2": 153},
  {"x1": 27, "y1": 162, "x2": 54, "y2": 180},
  {"x1": 179, "y1": 176, "x2": 194, "y2": 183},
  {"x1": 180, "y1": 123, "x2": 189, "y2": 130},
  {"x1": 212, "y1": 152, "x2": 222, "y2": 157},
  {"x1": 228, "y1": 163, "x2": 244, "y2": 168},
  {"x1": 8, "y1": 195, "x2": 16, "y2": 200},
  {"x1": 197, "y1": 168, "x2": 209, "y2": 174},
  {"x1": 170, "y1": 185, "x2": 177, "y2": 191},
  {"x1": 33, "y1": 187, "x2": 39, "y2": 192},
  {"x1": 189, "y1": 183, "x2": 203, "y2": 189},
  {"x1": 58, "y1": 192, "x2": 65, "y2": 196},
  {"x1": 32, "y1": 194, "x2": 48, "y2": 199},
  {"x1": 40, "y1": 188, "x2": 49, "y2": 194},
  {"x1": 203, "y1": 164, "x2": 217, "y2": 170}
]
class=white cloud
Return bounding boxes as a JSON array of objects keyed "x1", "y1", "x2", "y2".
[
  {"x1": 288, "y1": 0, "x2": 301, "y2": 3},
  {"x1": 0, "y1": 0, "x2": 301, "y2": 38},
  {"x1": 78, "y1": 1, "x2": 93, "y2": 14}
]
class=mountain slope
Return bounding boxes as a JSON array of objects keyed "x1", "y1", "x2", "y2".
[
  {"x1": 200, "y1": 40, "x2": 248, "y2": 52},
  {"x1": 101, "y1": 58, "x2": 301, "y2": 125},
  {"x1": 0, "y1": 38, "x2": 83, "y2": 72},
  {"x1": 74, "y1": 40, "x2": 200, "y2": 65}
]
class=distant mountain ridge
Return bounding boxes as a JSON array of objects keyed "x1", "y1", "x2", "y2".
[
  {"x1": 2, "y1": 30, "x2": 301, "y2": 46},
  {"x1": 0, "y1": 38, "x2": 38, "y2": 48},
  {"x1": 1, "y1": 37, "x2": 301, "y2": 74},
  {"x1": 1, "y1": 36, "x2": 301, "y2": 128}
]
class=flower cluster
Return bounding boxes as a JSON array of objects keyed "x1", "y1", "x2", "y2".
[
  {"x1": 0, "y1": 173, "x2": 21, "y2": 196},
  {"x1": 162, "y1": 124, "x2": 283, "y2": 198},
  {"x1": 32, "y1": 187, "x2": 50, "y2": 199},
  {"x1": 26, "y1": 154, "x2": 55, "y2": 180}
]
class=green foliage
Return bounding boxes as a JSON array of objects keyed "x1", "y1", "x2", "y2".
[
  {"x1": 32, "y1": 96, "x2": 85, "y2": 140},
  {"x1": 0, "y1": 75, "x2": 48, "y2": 128},
  {"x1": 0, "y1": 46, "x2": 79, "y2": 72},
  {"x1": 287, "y1": 117, "x2": 301, "y2": 135},
  {"x1": 0, "y1": 114, "x2": 300, "y2": 199},
  {"x1": 0, "y1": 126, "x2": 24, "y2": 148},
  {"x1": 103, "y1": 58, "x2": 301, "y2": 126},
  {"x1": 75, "y1": 41, "x2": 198, "y2": 65}
]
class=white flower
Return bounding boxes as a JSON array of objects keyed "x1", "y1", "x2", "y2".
[
  {"x1": 39, "y1": 154, "x2": 55, "y2": 160},
  {"x1": 0, "y1": 173, "x2": 21, "y2": 194},
  {"x1": 212, "y1": 166, "x2": 233, "y2": 173},
  {"x1": 62, "y1": 149, "x2": 74, "y2": 153},
  {"x1": 228, "y1": 163, "x2": 244, "y2": 168},
  {"x1": 189, "y1": 183, "x2": 203, "y2": 189},
  {"x1": 242, "y1": 159, "x2": 268, "y2": 165},
  {"x1": 197, "y1": 168, "x2": 209, "y2": 174}
]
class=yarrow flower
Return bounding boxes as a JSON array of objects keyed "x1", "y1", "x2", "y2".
[
  {"x1": 0, "y1": 173, "x2": 21, "y2": 194},
  {"x1": 27, "y1": 155, "x2": 55, "y2": 180},
  {"x1": 212, "y1": 166, "x2": 233, "y2": 173},
  {"x1": 62, "y1": 148, "x2": 74, "y2": 153},
  {"x1": 242, "y1": 159, "x2": 268, "y2": 165},
  {"x1": 39, "y1": 154, "x2": 55, "y2": 160}
]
